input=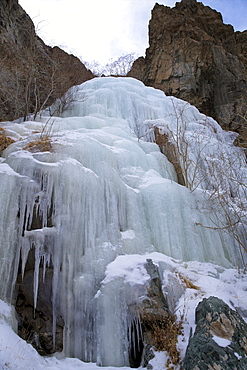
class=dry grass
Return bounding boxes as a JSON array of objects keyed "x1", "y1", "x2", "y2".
[
  {"x1": 23, "y1": 135, "x2": 52, "y2": 153},
  {"x1": 141, "y1": 313, "x2": 182, "y2": 366},
  {"x1": 0, "y1": 125, "x2": 52, "y2": 154},
  {"x1": 178, "y1": 273, "x2": 200, "y2": 290},
  {"x1": 0, "y1": 127, "x2": 15, "y2": 152}
]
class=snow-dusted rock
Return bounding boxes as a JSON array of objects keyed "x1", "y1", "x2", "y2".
[{"x1": 183, "y1": 296, "x2": 247, "y2": 369}]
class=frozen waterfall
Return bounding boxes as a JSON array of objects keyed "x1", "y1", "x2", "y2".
[{"x1": 0, "y1": 77, "x2": 246, "y2": 366}]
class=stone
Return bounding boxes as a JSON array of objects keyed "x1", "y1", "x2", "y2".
[
  {"x1": 128, "y1": 0, "x2": 247, "y2": 148},
  {"x1": 183, "y1": 296, "x2": 247, "y2": 369}
]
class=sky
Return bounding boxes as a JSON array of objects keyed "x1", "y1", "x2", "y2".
[{"x1": 19, "y1": 0, "x2": 247, "y2": 65}]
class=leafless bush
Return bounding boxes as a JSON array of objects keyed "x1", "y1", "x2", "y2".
[
  {"x1": 166, "y1": 101, "x2": 247, "y2": 266},
  {"x1": 140, "y1": 99, "x2": 247, "y2": 267},
  {"x1": 47, "y1": 89, "x2": 79, "y2": 117}
]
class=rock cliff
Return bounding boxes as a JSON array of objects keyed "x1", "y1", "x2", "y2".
[
  {"x1": 0, "y1": 0, "x2": 94, "y2": 121},
  {"x1": 129, "y1": 0, "x2": 247, "y2": 147}
]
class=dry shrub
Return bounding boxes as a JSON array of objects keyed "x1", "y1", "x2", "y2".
[
  {"x1": 178, "y1": 273, "x2": 200, "y2": 290},
  {"x1": 141, "y1": 313, "x2": 182, "y2": 366},
  {"x1": 23, "y1": 135, "x2": 52, "y2": 153},
  {"x1": 0, "y1": 127, "x2": 15, "y2": 152}
]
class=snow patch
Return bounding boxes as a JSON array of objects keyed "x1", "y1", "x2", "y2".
[{"x1": 212, "y1": 335, "x2": 231, "y2": 348}]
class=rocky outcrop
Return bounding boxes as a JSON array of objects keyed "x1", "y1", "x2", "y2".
[
  {"x1": 183, "y1": 296, "x2": 247, "y2": 369},
  {"x1": 128, "y1": 0, "x2": 247, "y2": 148},
  {"x1": 130, "y1": 259, "x2": 181, "y2": 368},
  {"x1": 154, "y1": 127, "x2": 185, "y2": 186},
  {"x1": 0, "y1": 0, "x2": 94, "y2": 122}
]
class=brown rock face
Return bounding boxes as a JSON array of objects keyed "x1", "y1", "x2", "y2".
[
  {"x1": 0, "y1": 0, "x2": 94, "y2": 122},
  {"x1": 128, "y1": 0, "x2": 247, "y2": 147}
]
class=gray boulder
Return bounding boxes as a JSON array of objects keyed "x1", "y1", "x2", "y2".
[{"x1": 183, "y1": 296, "x2": 247, "y2": 369}]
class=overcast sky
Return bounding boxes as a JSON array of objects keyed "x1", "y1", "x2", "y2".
[{"x1": 19, "y1": 0, "x2": 247, "y2": 64}]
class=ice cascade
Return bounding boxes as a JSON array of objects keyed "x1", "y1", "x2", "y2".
[{"x1": 0, "y1": 77, "x2": 246, "y2": 366}]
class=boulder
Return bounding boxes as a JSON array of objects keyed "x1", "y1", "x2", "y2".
[{"x1": 183, "y1": 296, "x2": 247, "y2": 369}]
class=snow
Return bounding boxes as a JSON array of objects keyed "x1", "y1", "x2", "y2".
[
  {"x1": 234, "y1": 352, "x2": 243, "y2": 360},
  {"x1": 212, "y1": 336, "x2": 231, "y2": 348},
  {"x1": 102, "y1": 254, "x2": 151, "y2": 285},
  {"x1": 0, "y1": 77, "x2": 246, "y2": 369},
  {"x1": 149, "y1": 351, "x2": 170, "y2": 370}
]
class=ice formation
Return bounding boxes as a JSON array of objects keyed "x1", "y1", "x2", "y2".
[{"x1": 0, "y1": 77, "x2": 246, "y2": 367}]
